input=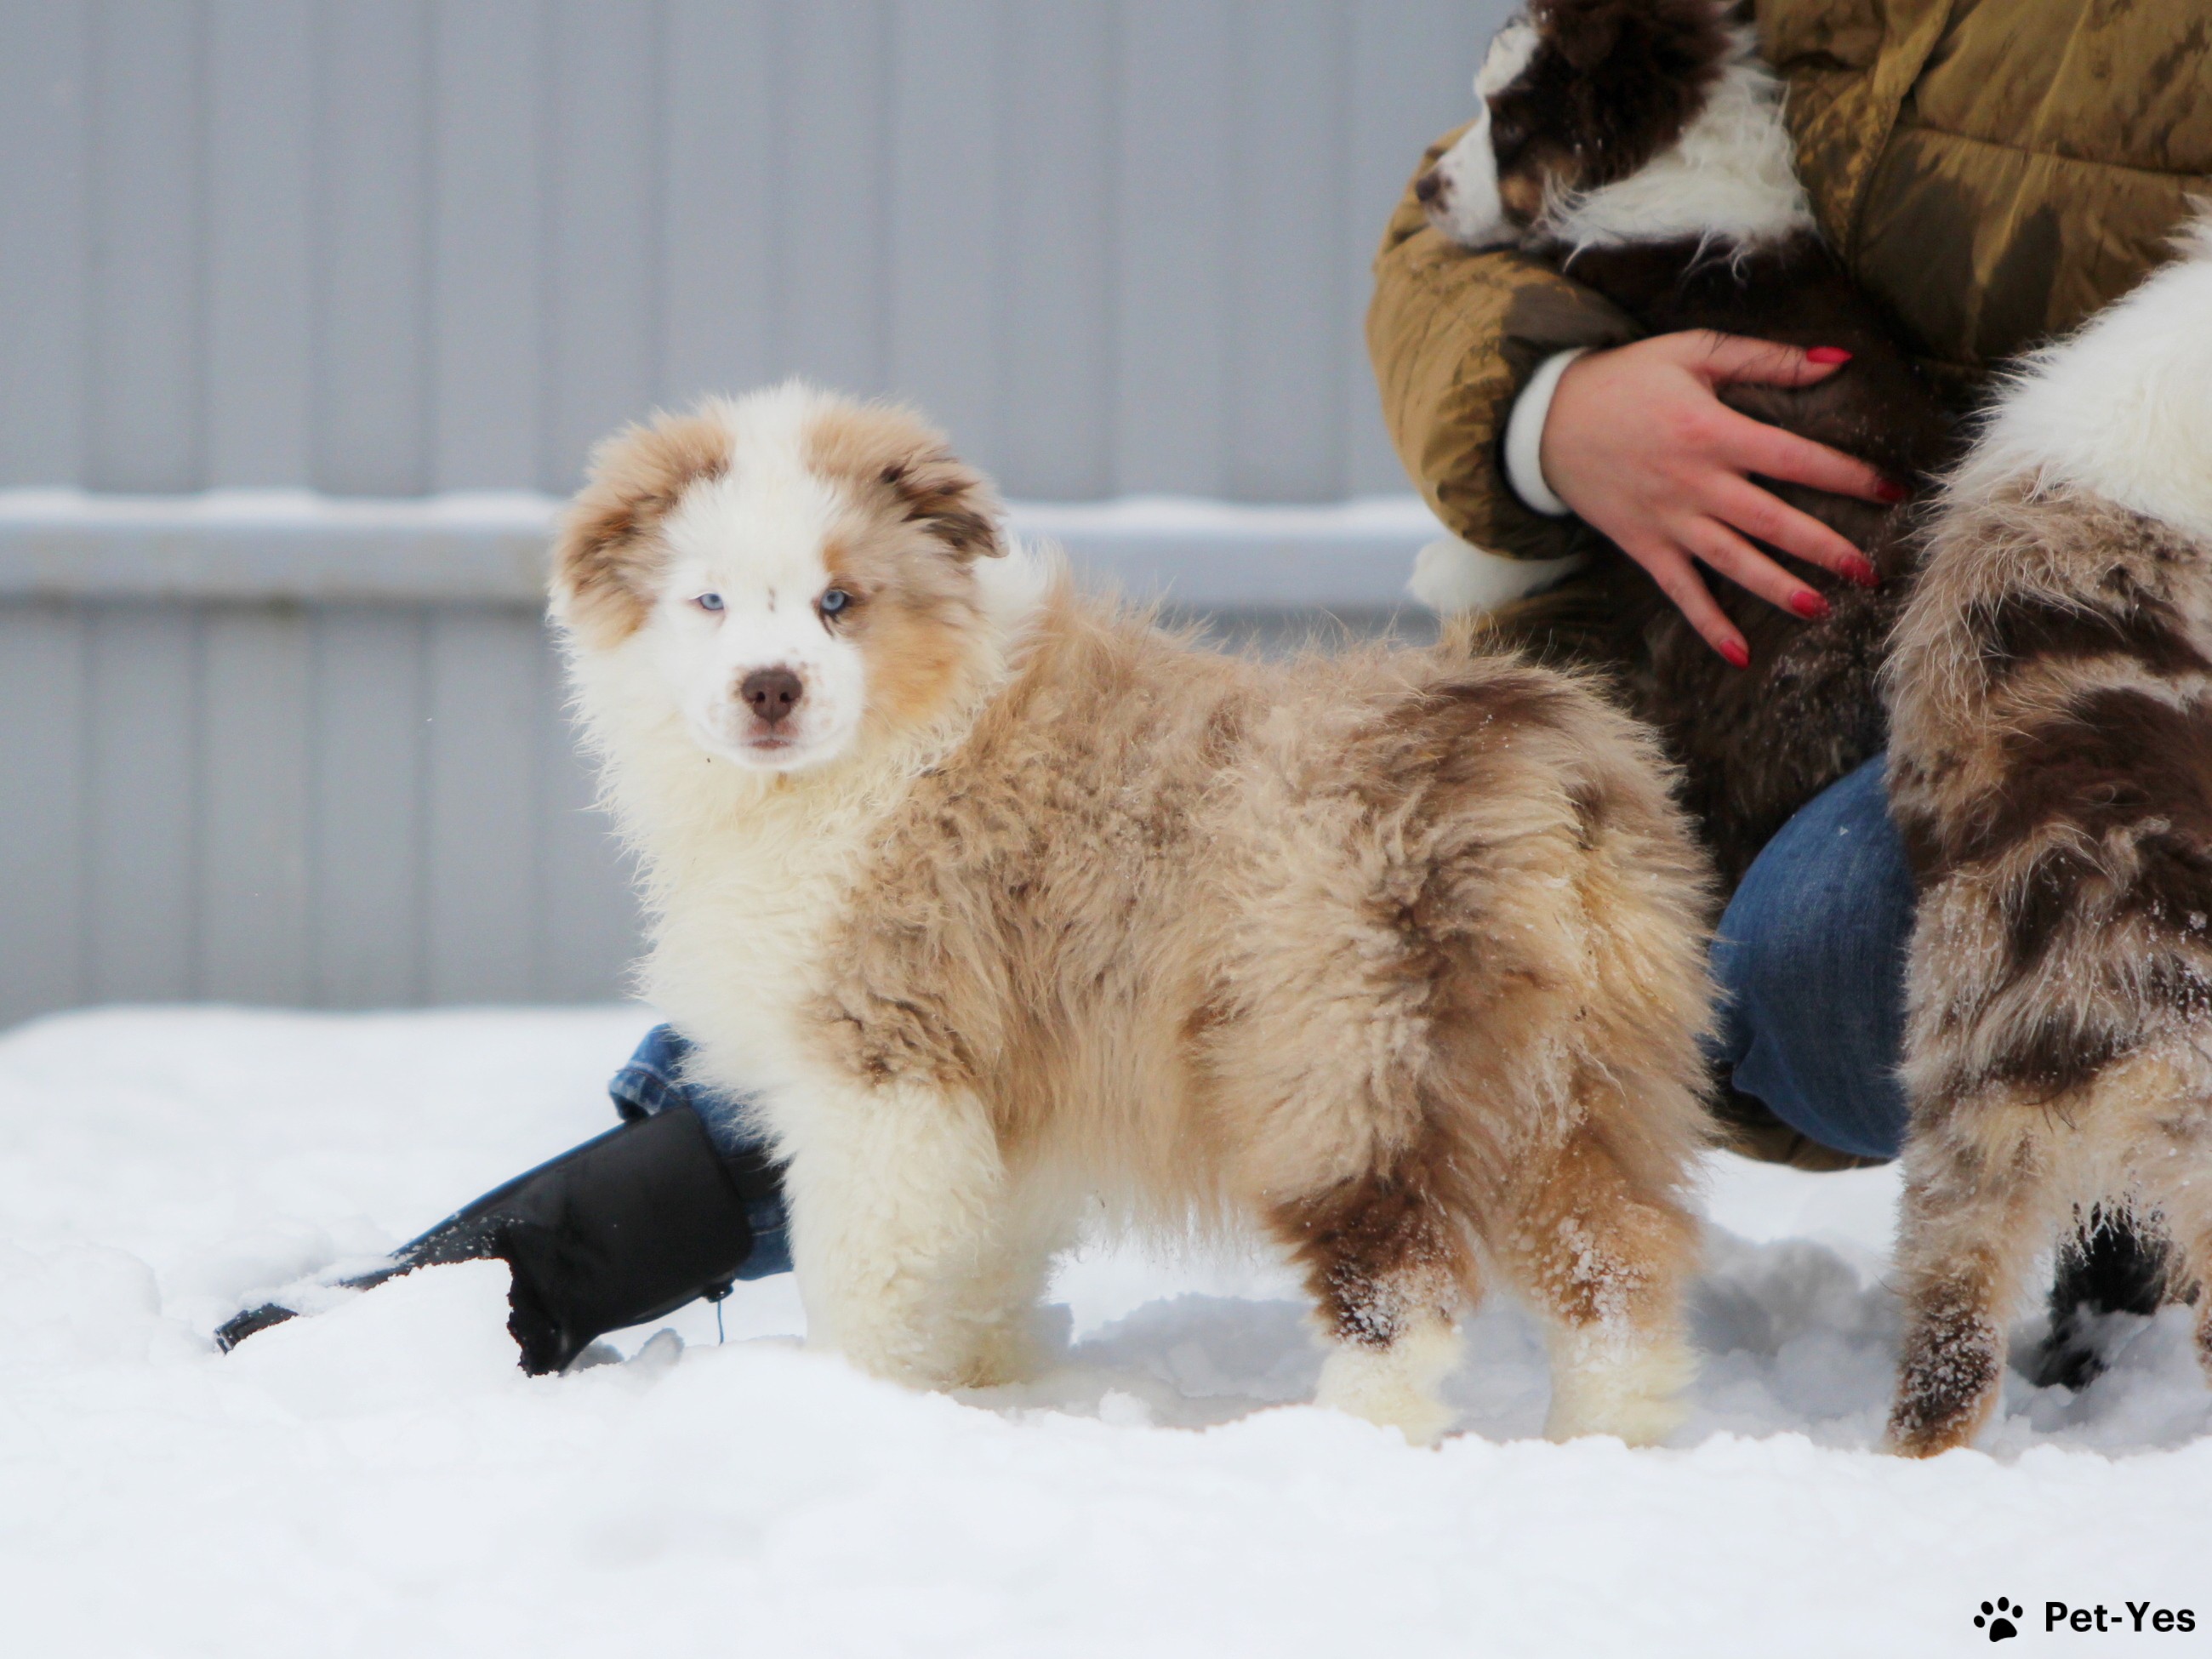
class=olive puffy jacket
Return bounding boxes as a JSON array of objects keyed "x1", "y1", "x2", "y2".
[{"x1": 1368, "y1": 0, "x2": 2212, "y2": 570}]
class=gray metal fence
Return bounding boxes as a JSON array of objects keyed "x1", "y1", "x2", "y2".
[
  {"x1": 0, "y1": 499, "x2": 1442, "y2": 1023},
  {"x1": 0, "y1": 598, "x2": 629, "y2": 1018},
  {"x1": 0, "y1": 0, "x2": 1509, "y2": 1024},
  {"x1": 3, "y1": 0, "x2": 1506, "y2": 501}
]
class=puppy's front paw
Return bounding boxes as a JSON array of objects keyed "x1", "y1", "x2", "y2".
[
  {"x1": 808, "y1": 1295, "x2": 1044, "y2": 1393},
  {"x1": 949, "y1": 1312, "x2": 1052, "y2": 1389}
]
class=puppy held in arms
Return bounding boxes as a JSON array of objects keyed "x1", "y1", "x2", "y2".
[
  {"x1": 551, "y1": 384, "x2": 1715, "y2": 1446},
  {"x1": 1415, "y1": 0, "x2": 1953, "y2": 889}
]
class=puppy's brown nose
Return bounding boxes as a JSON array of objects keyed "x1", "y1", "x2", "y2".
[
  {"x1": 1414, "y1": 168, "x2": 1445, "y2": 207},
  {"x1": 740, "y1": 667, "x2": 804, "y2": 727}
]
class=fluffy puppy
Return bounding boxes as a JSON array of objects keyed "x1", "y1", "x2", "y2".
[
  {"x1": 1882, "y1": 219, "x2": 2212, "y2": 1455},
  {"x1": 551, "y1": 383, "x2": 1717, "y2": 1445},
  {"x1": 1416, "y1": 0, "x2": 1953, "y2": 886}
]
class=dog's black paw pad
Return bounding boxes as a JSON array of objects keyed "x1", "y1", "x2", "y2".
[{"x1": 1975, "y1": 1598, "x2": 2021, "y2": 1642}]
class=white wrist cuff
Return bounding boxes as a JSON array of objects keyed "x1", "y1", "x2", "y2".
[
  {"x1": 1503, "y1": 348, "x2": 1588, "y2": 518},
  {"x1": 1408, "y1": 534, "x2": 1588, "y2": 617}
]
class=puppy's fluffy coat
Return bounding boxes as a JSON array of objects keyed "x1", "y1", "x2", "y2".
[
  {"x1": 1882, "y1": 219, "x2": 2212, "y2": 1456},
  {"x1": 552, "y1": 384, "x2": 1715, "y2": 1444}
]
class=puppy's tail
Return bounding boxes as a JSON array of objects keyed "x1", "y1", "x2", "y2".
[{"x1": 1409, "y1": 655, "x2": 1719, "y2": 1189}]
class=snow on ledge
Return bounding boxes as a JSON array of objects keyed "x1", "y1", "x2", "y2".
[{"x1": 0, "y1": 488, "x2": 1444, "y2": 611}]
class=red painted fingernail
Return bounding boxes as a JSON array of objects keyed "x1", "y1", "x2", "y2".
[
  {"x1": 1719, "y1": 638, "x2": 1751, "y2": 669},
  {"x1": 1848, "y1": 556, "x2": 1880, "y2": 587},
  {"x1": 1875, "y1": 479, "x2": 1909, "y2": 504},
  {"x1": 1806, "y1": 346, "x2": 1852, "y2": 364},
  {"x1": 1790, "y1": 590, "x2": 1830, "y2": 621}
]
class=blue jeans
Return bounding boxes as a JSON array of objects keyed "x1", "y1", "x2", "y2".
[
  {"x1": 608, "y1": 1025, "x2": 793, "y2": 1280},
  {"x1": 1709, "y1": 754, "x2": 1915, "y2": 1161}
]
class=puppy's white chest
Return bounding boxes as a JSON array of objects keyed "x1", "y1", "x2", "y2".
[{"x1": 642, "y1": 790, "x2": 889, "y2": 1097}]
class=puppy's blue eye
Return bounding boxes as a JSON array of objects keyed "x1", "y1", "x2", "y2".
[
  {"x1": 695, "y1": 593, "x2": 724, "y2": 613},
  {"x1": 819, "y1": 588, "x2": 851, "y2": 617}
]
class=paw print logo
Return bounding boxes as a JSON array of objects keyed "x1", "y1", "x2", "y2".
[{"x1": 1975, "y1": 1598, "x2": 2021, "y2": 1642}]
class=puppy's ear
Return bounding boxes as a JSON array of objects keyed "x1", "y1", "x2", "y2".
[
  {"x1": 1549, "y1": 0, "x2": 1623, "y2": 69},
  {"x1": 807, "y1": 400, "x2": 1006, "y2": 562},
  {"x1": 1546, "y1": 0, "x2": 1729, "y2": 70},
  {"x1": 1537, "y1": 0, "x2": 1732, "y2": 166},
  {"x1": 552, "y1": 412, "x2": 733, "y2": 647},
  {"x1": 877, "y1": 448, "x2": 1005, "y2": 562}
]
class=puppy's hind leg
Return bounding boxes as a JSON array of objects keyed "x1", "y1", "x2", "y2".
[
  {"x1": 2127, "y1": 1094, "x2": 2212, "y2": 1390},
  {"x1": 1495, "y1": 1120, "x2": 1702, "y2": 1447},
  {"x1": 1886, "y1": 1106, "x2": 2058, "y2": 1457},
  {"x1": 1270, "y1": 1170, "x2": 1474, "y2": 1448}
]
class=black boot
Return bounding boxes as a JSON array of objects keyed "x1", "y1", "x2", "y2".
[
  {"x1": 2026, "y1": 1211, "x2": 2169, "y2": 1391},
  {"x1": 217, "y1": 1106, "x2": 782, "y2": 1374}
]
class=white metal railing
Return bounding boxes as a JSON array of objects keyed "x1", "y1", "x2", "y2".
[{"x1": 0, "y1": 489, "x2": 1440, "y2": 610}]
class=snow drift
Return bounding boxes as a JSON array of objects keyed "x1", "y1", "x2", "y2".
[{"x1": 2, "y1": 1006, "x2": 2205, "y2": 1656}]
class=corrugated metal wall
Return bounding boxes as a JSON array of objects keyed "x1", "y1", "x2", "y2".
[
  {"x1": 0, "y1": 515, "x2": 1442, "y2": 1024},
  {"x1": 0, "y1": 601, "x2": 633, "y2": 1019},
  {"x1": 0, "y1": 0, "x2": 1509, "y2": 1024},
  {"x1": 0, "y1": 0, "x2": 1506, "y2": 503}
]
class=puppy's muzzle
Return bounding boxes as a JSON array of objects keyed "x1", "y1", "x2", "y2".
[
  {"x1": 740, "y1": 666, "x2": 805, "y2": 729},
  {"x1": 1415, "y1": 168, "x2": 1449, "y2": 209}
]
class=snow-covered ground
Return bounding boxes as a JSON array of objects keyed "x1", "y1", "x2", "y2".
[{"x1": 3, "y1": 1006, "x2": 2205, "y2": 1656}]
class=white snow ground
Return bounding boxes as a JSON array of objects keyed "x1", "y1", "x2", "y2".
[{"x1": 3, "y1": 1006, "x2": 2205, "y2": 1656}]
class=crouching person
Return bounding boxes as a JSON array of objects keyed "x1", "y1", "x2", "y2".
[{"x1": 1371, "y1": 0, "x2": 2207, "y2": 1394}]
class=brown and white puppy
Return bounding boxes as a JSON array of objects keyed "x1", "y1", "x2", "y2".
[
  {"x1": 551, "y1": 382, "x2": 1717, "y2": 1445},
  {"x1": 1416, "y1": 0, "x2": 1953, "y2": 887},
  {"x1": 1882, "y1": 222, "x2": 2212, "y2": 1456}
]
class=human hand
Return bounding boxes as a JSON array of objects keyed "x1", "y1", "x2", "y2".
[{"x1": 1539, "y1": 331, "x2": 1903, "y2": 664}]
